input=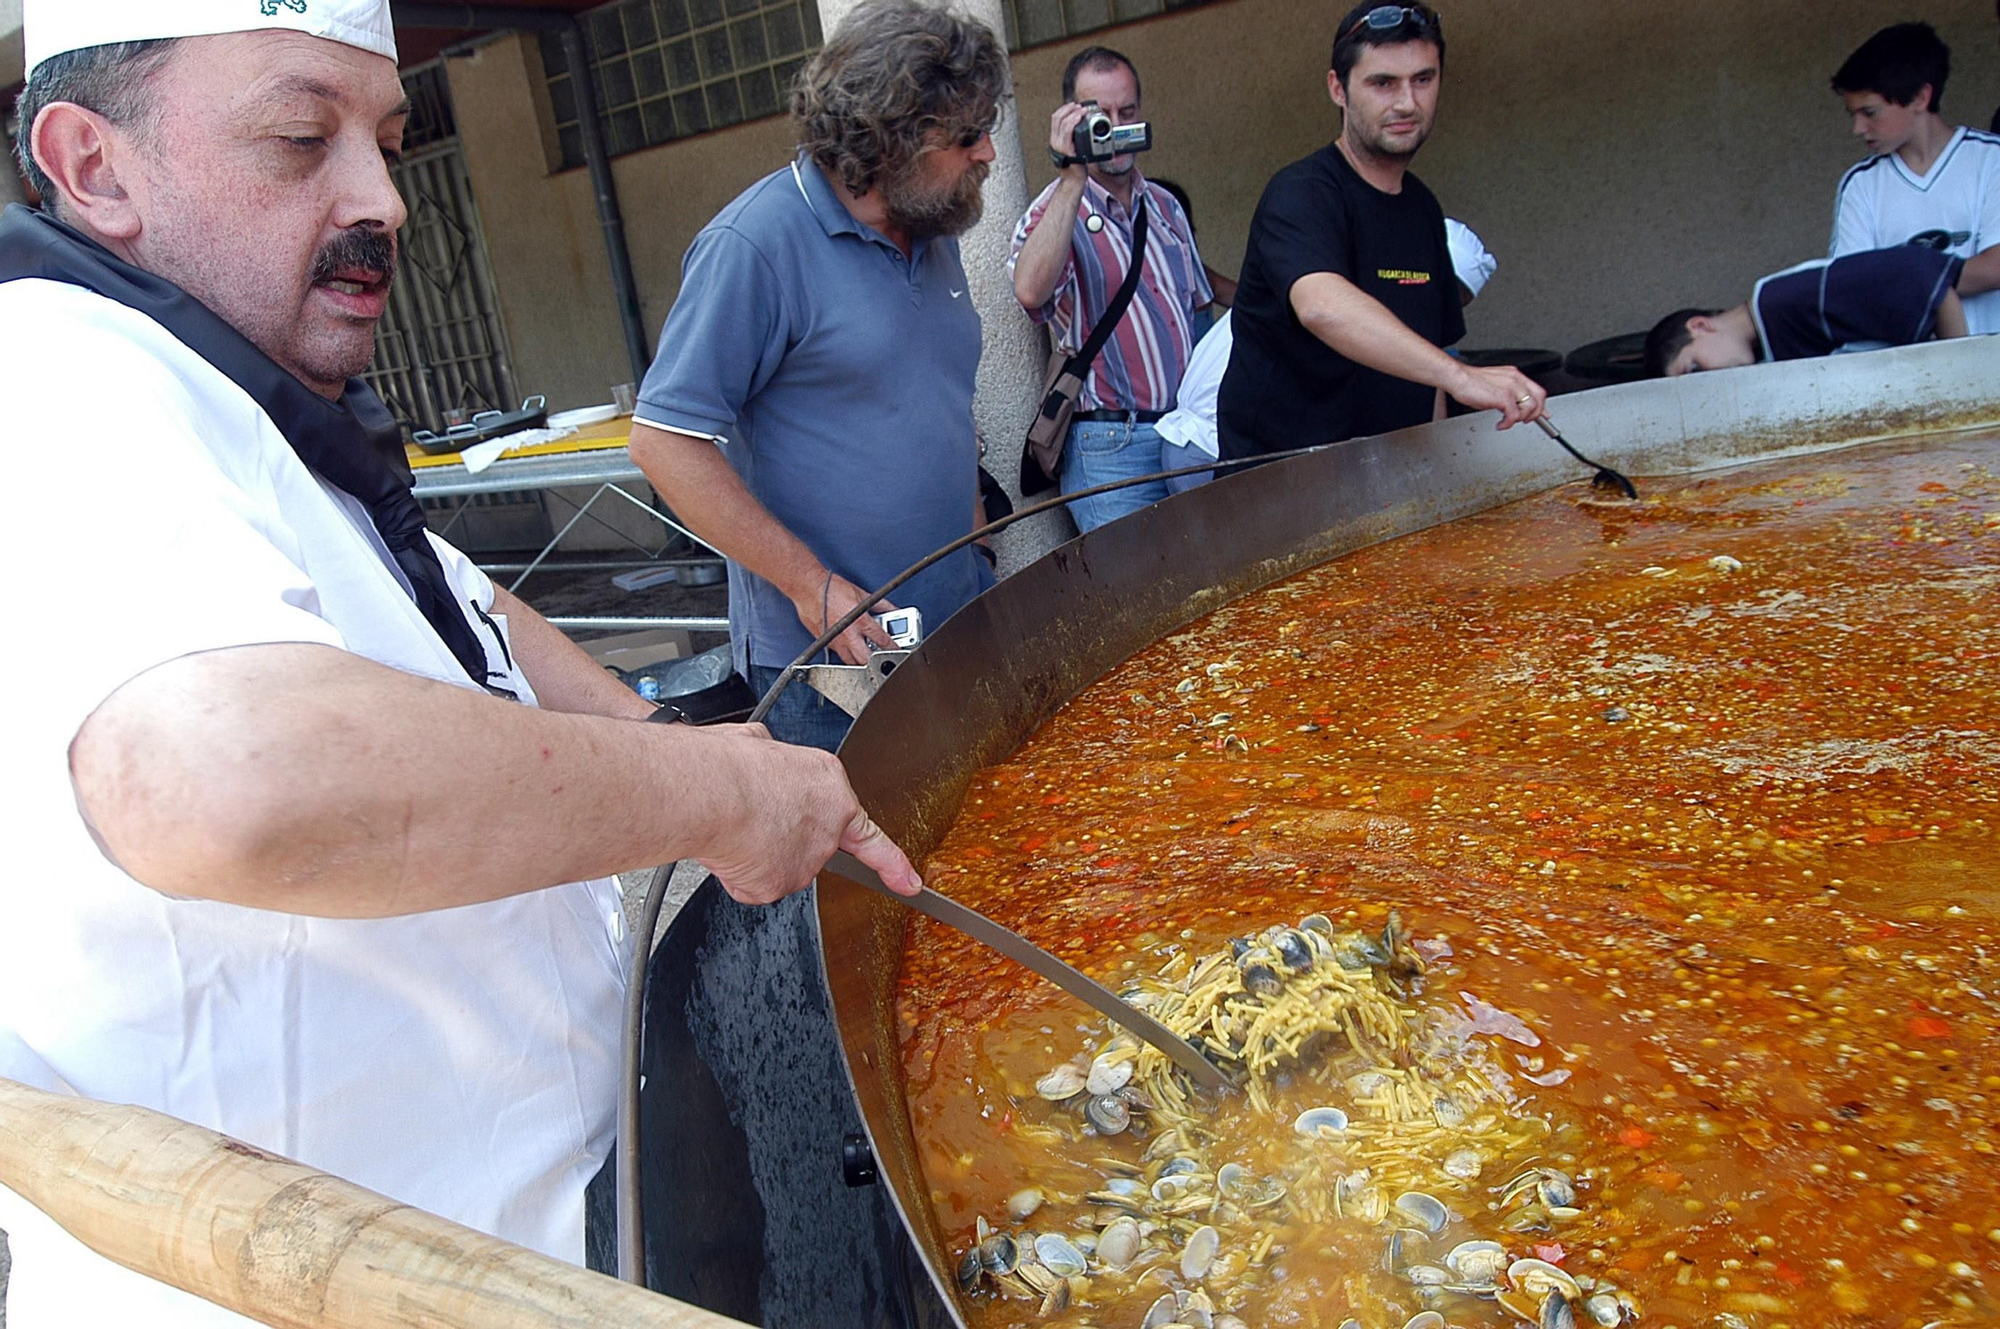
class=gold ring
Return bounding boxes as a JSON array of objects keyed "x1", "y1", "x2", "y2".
[{"x1": 1515, "y1": 394, "x2": 1532, "y2": 406}]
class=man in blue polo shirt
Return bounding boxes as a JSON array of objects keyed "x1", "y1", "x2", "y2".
[{"x1": 631, "y1": 0, "x2": 1006, "y2": 751}]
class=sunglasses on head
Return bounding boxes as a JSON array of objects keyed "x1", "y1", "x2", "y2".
[{"x1": 1341, "y1": 4, "x2": 1442, "y2": 43}]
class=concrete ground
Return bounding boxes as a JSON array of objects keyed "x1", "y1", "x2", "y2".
[{"x1": 0, "y1": 559, "x2": 728, "y2": 1323}]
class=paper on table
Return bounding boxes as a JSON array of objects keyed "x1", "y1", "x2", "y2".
[{"x1": 459, "y1": 424, "x2": 579, "y2": 473}]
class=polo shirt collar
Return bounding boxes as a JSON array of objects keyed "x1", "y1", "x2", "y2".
[{"x1": 793, "y1": 153, "x2": 932, "y2": 264}]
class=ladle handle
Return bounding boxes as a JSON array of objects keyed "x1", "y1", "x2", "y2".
[{"x1": 824, "y1": 852, "x2": 1231, "y2": 1091}]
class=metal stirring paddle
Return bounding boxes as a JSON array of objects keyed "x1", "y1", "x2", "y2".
[
  {"x1": 1537, "y1": 414, "x2": 1638, "y2": 499},
  {"x1": 824, "y1": 851, "x2": 1232, "y2": 1091}
]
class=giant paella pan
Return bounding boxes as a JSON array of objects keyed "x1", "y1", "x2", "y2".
[{"x1": 822, "y1": 337, "x2": 2000, "y2": 1329}]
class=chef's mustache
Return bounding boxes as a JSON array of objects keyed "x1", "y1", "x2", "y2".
[{"x1": 309, "y1": 227, "x2": 398, "y2": 287}]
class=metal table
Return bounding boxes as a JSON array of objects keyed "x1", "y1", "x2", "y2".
[{"x1": 412, "y1": 445, "x2": 726, "y2": 633}]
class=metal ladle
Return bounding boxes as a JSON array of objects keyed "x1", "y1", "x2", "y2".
[
  {"x1": 824, "y1": 851, "x2": 1231, "y2": 1091},
  {"x1": 1537, "y1": 414, "x2": 1638, "y2": 499}
]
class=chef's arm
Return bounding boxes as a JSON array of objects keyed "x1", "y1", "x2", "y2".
[
  {"x1": 1957, "y1": 243, "x2": 2000, "y2": 298},
  {"x1": 67, "y1": 643, "x2": 921, "y2": 918},
  {"x1": 490, "y1": 586, "x2": 656, "y2": 720},
  {"x1": 629, "y1": 422, "x2": 897, "y2": 666},
  {"x1": 1289, "y1": 272, "x2": 1543, "y2": 428}
]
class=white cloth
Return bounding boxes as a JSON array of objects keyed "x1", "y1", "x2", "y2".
[
  {"x1": 1444, "y1": 218, "x2": 1497, "y2": 298},
  {"x1": 1156, "y1": 310, "x2": 1233, "y2": 461},
  {"x1": 0, "y1": 280, "x2": 627, "y2": 1327},
  {"x1": 1830, "y1": 126, "x2": 2000, "y2": 335},
  {"x1": 25, "y1": 0, "x2": 396, "y2": 75}
]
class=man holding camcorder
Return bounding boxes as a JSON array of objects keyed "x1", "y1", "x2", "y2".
[{"x1": 1009, "y1": 47, "x2": 1218, "y2": 532}]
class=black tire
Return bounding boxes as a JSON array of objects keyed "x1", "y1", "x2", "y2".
[
  {"x1": 1564, "y1": 331, "x2": 1650, "y2": 383},
  {"x1": 1457, "y1": 347, "x2": 1564, "y2": 380}
]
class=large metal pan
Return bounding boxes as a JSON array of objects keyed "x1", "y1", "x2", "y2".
[{"x1": 819, "y1": 337, "x2": 2000, "y2": 1321}]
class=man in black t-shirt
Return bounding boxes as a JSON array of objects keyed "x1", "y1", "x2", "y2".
[{"x1": 1218, "y1": 3, "x2": 1547, "y2": 460}]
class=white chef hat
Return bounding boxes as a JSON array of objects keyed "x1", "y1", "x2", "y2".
[
  {"x1": 25, "y1": 0, "x2": 397, "y2": 79},
  {"x1": 1444, "y1": 218, "x2": 1497, "y2": 299}
]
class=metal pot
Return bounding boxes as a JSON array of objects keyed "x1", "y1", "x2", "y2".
[{"x1": 817, "y1": 339, "x2": 2000, "y2": 1322}]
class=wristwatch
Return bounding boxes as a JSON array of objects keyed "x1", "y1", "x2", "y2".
[
  {"x1": 646, "y1": 703, "x2": 689, "y2": 725},
  {"x1": 1048, "y1": 146, "x2": 1088, "y2": 171}
]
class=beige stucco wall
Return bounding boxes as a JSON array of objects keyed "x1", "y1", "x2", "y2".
[
  {"x1": 1008, "y1": 0, "x2": 2000, "y2": 355},
  {"x1": 446, "y1": 1, "x2": 2000, "y2": 409},
  {"x1": 444, "y1": 33, "x2": 799, "y2": 410}
]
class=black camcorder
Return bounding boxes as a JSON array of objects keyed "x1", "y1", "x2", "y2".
[{"x1": 1072, "y1": 102, "x2": 1153, "y2": 162}]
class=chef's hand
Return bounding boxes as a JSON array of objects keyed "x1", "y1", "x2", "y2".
[
  {"x1": 789, "y1": 573, "x2": 900, "y2": 666},
  {"x1": 1445, "y1": 363, "x2": 1547, "y2": 429},
  {"x1": 695, "y1": 722, "x2": 921, "y2": 904}
]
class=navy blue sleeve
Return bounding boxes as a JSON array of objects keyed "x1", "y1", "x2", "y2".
[{"x1": 1756, "y1": 247, "x2": 1964, "y2": 361}]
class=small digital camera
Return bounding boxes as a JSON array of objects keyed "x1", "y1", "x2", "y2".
[
  {"x1": 875, "y1": 607, "x2": 923, "y2": 649},
  {"x1": 1072, "y1": 102, "x2": 1153, "y2": 163}
]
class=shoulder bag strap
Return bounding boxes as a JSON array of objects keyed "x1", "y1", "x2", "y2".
[{"x1": 1063, "y1": 196, "x2": 1149, "y2": 380}]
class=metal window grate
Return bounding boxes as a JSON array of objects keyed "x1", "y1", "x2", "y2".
[
  {"x1": 543, "y1": 0, "x2": 1219, "y2": 166},
  {"x1": 401, "y1": 61, "x2": 459, "y2": 153},
  {"x1": 544, "y1": 0, "x2": 821, "y2": 166},
  {"x1": 364, "y1": 64, "x2": 518, "y2": 434}
]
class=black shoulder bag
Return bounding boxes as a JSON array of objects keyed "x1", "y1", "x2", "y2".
[{"x1": 1020, "y1": 197, "x2": 1148, "y2": 496}]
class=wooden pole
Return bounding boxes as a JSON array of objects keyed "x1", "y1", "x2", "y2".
[{"x1": 0, "y1": 1077, "x2": 751, "y2": 1328}]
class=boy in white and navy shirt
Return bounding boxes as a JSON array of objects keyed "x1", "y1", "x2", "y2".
[
  {"x1": 1828, "y1": 21, "x2": 2000, "y2": 334},
  {"x1": 1643, "y1": 246, "x2": 1968, "y2": 377}
]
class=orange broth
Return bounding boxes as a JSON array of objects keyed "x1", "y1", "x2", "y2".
[{"x1": 895, "y1": 432, "x2": 2000, "y2": 1329}]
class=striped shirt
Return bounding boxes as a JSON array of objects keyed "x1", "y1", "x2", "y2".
[{"x1": 1008, "y1": 172, "x2": 1214, "y2": 412}]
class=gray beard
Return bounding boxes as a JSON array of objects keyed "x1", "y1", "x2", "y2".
[{"x1": 881, "y1": 166, "x2": 987, "y2": 239}]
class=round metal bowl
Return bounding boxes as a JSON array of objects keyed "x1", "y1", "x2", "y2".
[{"x1": 818, "y1": 338, "x2": 2000, "y2": 1323}]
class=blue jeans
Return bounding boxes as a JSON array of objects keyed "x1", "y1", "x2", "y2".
[
  {"x1": 1060, "y1": 418, "x2": 1171, "y2": 533},
  {"x1": 748, "y1": 663, "x2": 853, "y2": 753},
  {"x1": 1159, "y1": 437, "x2": 1215, "y2": 495}
]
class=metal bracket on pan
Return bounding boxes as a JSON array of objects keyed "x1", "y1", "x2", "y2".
[{"x1": 799, "y1": 651, "x2": 911, "y2": 717}]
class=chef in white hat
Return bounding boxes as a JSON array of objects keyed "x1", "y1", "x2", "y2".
[{"x1": 0, "y1": 5, "x2": 920, "y2": 1324}]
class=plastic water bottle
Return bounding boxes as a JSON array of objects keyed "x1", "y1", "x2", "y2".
[{"x1": 635, "y1": 675, "x2": 661, "y2": 703}]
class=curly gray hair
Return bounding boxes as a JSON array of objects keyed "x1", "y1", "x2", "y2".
[{"x1": 790, "y1": 0, "x2": 1008, "y2": 196}]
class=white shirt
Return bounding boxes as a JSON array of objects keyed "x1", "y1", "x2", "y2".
[
  {"x1": 1830, "y1": 126, "x2": 2000, "y2": 334},
  {"x1": 1156, "y1": 310, "x2": 1234, "y2": 461},
  {"x1": 0, "y1": 280, "x2": 629, "y2": 1326}
]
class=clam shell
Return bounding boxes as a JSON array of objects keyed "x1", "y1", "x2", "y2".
[
  {"x1": 1180, "y1": 1224, "x2": 1220, "y2": 1280},
  {"x1": 1034, "y1": 1232, "x2": 1086, "y2": 1278},
  {"x1": 1035, "y1": 1064, "x2": 1086, "y2": 1100},
  {"x1": 1006, "y1": 1187, "x2": 1043, "y2": 1220},
  {"x1": 1444, "y1": 1238, "x2": 1509, "y2": 1286},
  {"x1": 1097, "y1": 1216, "x2": 1141, "y2": 1270},
  {"x1": 1293, "y1": 1106, "x2": 1350, "y2": 1138},
  {"x1": 1086, "y1": 1052, "x2": 1134, "y2": 1096},
  {"x1": 1510, "y1": 1256, "x2": 1583, "y2": 1302},
  {"x1": 1393, "y1": 1190, "x2": 1450, "y2": 1234},
  {"x1": 1084, "y1": 1094, "x2": 1131, "y2": 1135}
]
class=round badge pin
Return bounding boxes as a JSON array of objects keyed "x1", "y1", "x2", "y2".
[{"x1": 1085, "y1": 214, "x2": 1104, "y2": 234}]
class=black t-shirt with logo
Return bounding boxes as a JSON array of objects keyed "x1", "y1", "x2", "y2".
[{"x1": 1217, "y1": 142, "x2": 1464, "y2": 459}]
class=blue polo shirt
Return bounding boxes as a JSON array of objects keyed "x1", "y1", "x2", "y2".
[{"x1": 636, "y1": 155, "x2": 990, "y2": 672}]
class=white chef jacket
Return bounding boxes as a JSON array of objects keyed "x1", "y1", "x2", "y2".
[{"x1": 0, "y1": 279, "x2": 630, "y2": 1326}]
